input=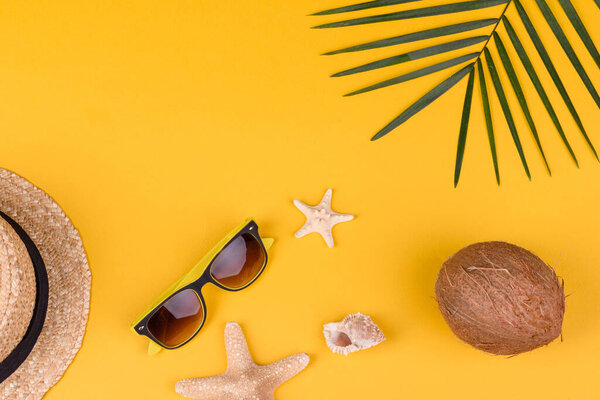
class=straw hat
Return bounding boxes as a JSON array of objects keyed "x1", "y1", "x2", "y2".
[{"x1": 0, "y1": 169, "x2": 91, "y2": 399}]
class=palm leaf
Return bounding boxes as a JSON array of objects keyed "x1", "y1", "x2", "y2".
[
  {"x1": 534, "y1": 0, "x2": 600, "y2": 109},
  {"x1": 476, "y1": 59, "x2": 500, "y2": 184},
  {"x1": 557, "y1": 0, "x2": 600, "y2": 70},
  {"x1": 483, "y1": 47, "x2": 530, "y2": 179},
  {"x1": 324, "y1": 19, "x2": 498, "y2": 55},
  {"x1": 312, "y1": 0, "x2": 424, "y2": 15},
  {"x1": 313, "y1": 0, "x2": 509, "y2": 29},
  {"x1": 454, "y1": 69, "x2": 475, "y2": 187},
  {"x1": 513, "y1": 0, "x2": 598, "y2": 159},
  {"x1": 372, "y1": 64, "x2": 474, "y2": 140},
  {"x1": 502, "y1": 16, "x2": 578, "y2": 166},
  {"x1": 493, "y1": 32, "x2": 550, "y2": 175},
  {"x1": 312, "y1": 0, "x2": 600, "y2": 184},
  {"x1": 346, "y1": 53, "x2": 478, "y2": 96},
  {"x1": 332, "y1": 36, "x2": 487, "y2": 77}
]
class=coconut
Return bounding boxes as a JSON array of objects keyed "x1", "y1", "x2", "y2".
[{"x1": 435, "y1": 241, "x2": 565, "y2": 355}]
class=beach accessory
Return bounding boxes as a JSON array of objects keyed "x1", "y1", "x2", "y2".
[
  {"x1": 312, "y1": 0, "x2": 600, "y2": 186},
  {"x1": 323, "y1": 313, "x2": 385, "y2": 356},
  {"x1": 294, "y1": 188, "x2": 354, "y2": 248},
  {"x1": 131, "y1": 218, "x2": 274, "y2": 353},
  {"x1": 176, "y1": 322, "x2": 309, "y2": 399},
  {"x1": 0, "y1": 168, "x2": 91, "y2": 399}
]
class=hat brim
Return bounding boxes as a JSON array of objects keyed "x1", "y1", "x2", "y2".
[{"x1": 0, "y1": 169, "x2": 91, "y2": 399}]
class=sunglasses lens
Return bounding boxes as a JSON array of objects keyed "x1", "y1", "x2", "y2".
[
  {"x1": 210, "y1": 233, "x2": 266, "y2": 289},
  {"x1": 147, "y1": 289, "x2": 204, "y2": 347}
]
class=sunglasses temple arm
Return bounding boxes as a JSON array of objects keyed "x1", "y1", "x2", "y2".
[
  {"x1": 148, "y1": 340, "x2": 163, "y2": 356},
  {"x1": 262, "y1": 237, "x2": 274, "y2": 250}
]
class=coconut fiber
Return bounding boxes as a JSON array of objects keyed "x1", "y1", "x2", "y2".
[{"x1": 435, "y1": 241, "x2": 565, "y2": 355}]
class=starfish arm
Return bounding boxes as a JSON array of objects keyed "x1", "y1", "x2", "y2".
[
  {"x1": 260, "y1": 353, "x2": 310, "y2": 389},
  {"x1": 294, "y1": 223, "x2": 313, "y2": 238},
  {"x1": 175, "y1": 375, "x2": 230, "y2": 400},
  {"x1": 331, "y1": 213, "x2": 354, "y2": 224},
  {"x1": 319, "y1": 188, "x2": 333, "y2": 208},
  {"x1": 224, "y1": 322, "x2": 255, "y2": 372},
  {"x1": 319, "y1": 229, "x2": 335, "y2": 248},
  {"x1": 293, "y1": 199, "x2": 311, "y2": 214}
]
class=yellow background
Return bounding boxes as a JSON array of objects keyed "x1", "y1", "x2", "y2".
[{"x1": 1, "y1": 0, "x2": 600, "y2": 399}]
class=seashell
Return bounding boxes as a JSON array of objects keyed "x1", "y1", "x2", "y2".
[{"x1": 323, "y1": 312, "x2": 385, "y2": 356}]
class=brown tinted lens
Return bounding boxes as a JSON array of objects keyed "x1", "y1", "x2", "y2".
[
  {"x1": 147, "y1": 289, "x2": 204, "y2": 347},
  {"x1": 210, "y1": 233, "x2": 266, "y2": 289}
]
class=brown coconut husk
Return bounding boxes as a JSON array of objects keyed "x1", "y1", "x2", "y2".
[{"x1": 435, "y1": 241, "x2": 565, "y2": 355}]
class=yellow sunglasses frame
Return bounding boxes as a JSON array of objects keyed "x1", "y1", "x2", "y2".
[{"x1": 130, "y1": 218, "x2": 273, "y2": 355}]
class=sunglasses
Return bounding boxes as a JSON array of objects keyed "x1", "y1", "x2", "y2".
[{"x1": 130, "y1": 218, "x2": 273, "y2": 354}]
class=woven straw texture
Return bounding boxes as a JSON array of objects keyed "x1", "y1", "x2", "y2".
[
  {"x1": 0, "y1": 169, "x2": 91, "y2": 400},
  {"x1": 0, "y1": 218, "x2": 35, "y2": 362}
]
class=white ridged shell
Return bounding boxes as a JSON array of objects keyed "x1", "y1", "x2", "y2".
[{"x1": 323, "y1": 312, "x2": 385, "y2": 355}]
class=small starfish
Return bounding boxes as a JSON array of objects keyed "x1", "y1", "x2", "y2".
[
  {"x1": 175, "y1": 322, "x2": 309, "y2": 400},
  {"x1": 293, "y1": 188, "x2": 354, "y2": 248}
]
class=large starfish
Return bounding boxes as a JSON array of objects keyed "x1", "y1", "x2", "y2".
[
  {"x1": 175, "y1": 322, "x2": 309, "y2": 400},
  {"x1": 293, "y1": 188, "x2": 354, "y2": 248}
]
